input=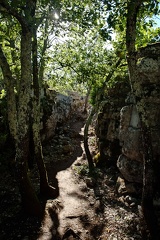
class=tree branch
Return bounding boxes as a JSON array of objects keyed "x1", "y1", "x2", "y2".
[{"x1": 0, "y1": 1, "x2": 26, "y2": 28}]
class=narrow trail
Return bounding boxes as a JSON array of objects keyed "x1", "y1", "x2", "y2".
[
  {"x1": 57, "y1": 166, "x2": 94, "y2": 239},
  {"x1": 0, "y1": 110, "x2": 143, "y2": 239},
  {"x1": 37, "y1": 112, "x2": 143, "y2": 240},
  {"x1": 38, "y1": 116, "x2": 100, "y2": 240}
]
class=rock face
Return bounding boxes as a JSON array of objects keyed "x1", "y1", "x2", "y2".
[
  {"x1": 41, "y1": 90, "x2": 85, "y2": 141},
  {"x1": 118, "y1": 102, "x2": 143, "y2": 183},
  {"x1": 95, "y1": 42, "x2": 160, "y2": 186},
  {"x1": 119, "y1": 105, "x2": 142, "y2": 162},
  {"x1": 117, "y1": 154, "x2": 143, "y2": 183},
  {"x1": 135, "y1": 43, "x2": 160, "y2": 159},
  {"x1": 95, "y1": 80, "x2": 130, "y2": 166}
]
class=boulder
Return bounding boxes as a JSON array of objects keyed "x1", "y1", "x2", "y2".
[
  {"x1": 117, "y1": 154, "x2": 143, "y2": 183},
  {"x1": 41, "y1": 90, "x2": 85, "y2": 141}
]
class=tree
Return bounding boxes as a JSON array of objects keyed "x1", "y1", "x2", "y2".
[
  {"x1": 46, "y1": 31, "x2": 111, "y2": 90},
  {"x1": 0, "y1": 0, "x2": 60, "y2": 215},
  {"x1": 44, "y1": 24, "x2": 126, "y2": 169},
  {"x1": 0, "y1": 0, "x2": 44, "y2": 216},
  {"x1": 0, "y1": 0, "x2": 110, "y2": 216}
]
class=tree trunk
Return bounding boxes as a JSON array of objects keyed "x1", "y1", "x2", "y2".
[
  {"x1": 16, "y1": 135, "x2": 42, "y2": 216},
  {"x1": 83, "y1": 58, "x2": 122, "y2": 168},
  {"x1": 32, "y1": 28, "x2": 58, "y2": 198},
  {"x1": 15, "y1": 28, "x2": 42, "y2": 216},
  {"x1": 84, "y1": 107, "x2": 95, "y2": 170},
  {"x1": 0, "y1": 46, "x2": 17, "y2": 141},
  {"x1": 0, "y1": 0, "x2": 43, "y2": 216},
  {"x1": 39, "y1": 16, "x2": 49, "y2": 86},
  {"x1": 83, "y1": 88, "x2": 90, "y2": 113},
  {"x1": 141, "y1": 124, "x2": 159, "y2": 240}
]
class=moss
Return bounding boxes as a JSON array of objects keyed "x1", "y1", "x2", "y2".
[
  {"x1": 93, "y1": 152, "x2": 101, "y2": 164},
  {"x1": 73, "y1": 164, "x2": 89, "y2": 176}
]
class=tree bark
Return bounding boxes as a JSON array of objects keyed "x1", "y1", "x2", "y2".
[
  {"x1": 39, "y1": 15, "x2": 49, "y2": 86},
  {"x1": 32, "y1": 27, "x2": 58, "y2": 198},
  {"x1": 84, "y1": 107, "x2": 95, "y2": 170},
  {"x1": 83, "y1": 88, "x2": 90, "y2": 113},
  {"x1": 83, "y1": 58, "x2": 122, "y2": 168},
  {"x1": 0, "y1": 45, "x2": 17, "y2": 141},
  {"x1": 141, "y1": 124, "x2": 159, "y2": 239},
  {"x1": 16, "y1": 27, "x2": 42, "y2": 215}
]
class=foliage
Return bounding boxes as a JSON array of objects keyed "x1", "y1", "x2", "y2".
[
  {"x1": 0, "y1": 0, "x2": 159, "y2": 103},
  {"x1": 44, "y1": 23, "x2": 128, "y2": 105},
  {"x1": 74, "y1": 163, "x2": 89, "y2": 176},
  {"x1": 45, "y1": 29, "x2": 110, "y2": 91},
  {"x1": 0, "y1": 89, "x2": 6, "y2": 99},
  {"x1": 103, "y1": 0, "x2": 160, "y2": 48},
  {"x1": 74, "y1": 163, "x2": 101, "y2": 178}
]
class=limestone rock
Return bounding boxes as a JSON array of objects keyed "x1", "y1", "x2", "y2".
[
  {"x1": 41, "y1": 90, "x2": 85, "y2": 141},
  {"x1": 116, "y1": 176, "x2": 138, "y2": 195},
  {"x1": 116, "y1": 176, "x2": 126, "y2": 194},
  {"x1": 119, "y1": 105, "x2": 143, "y2": 162},
  {"x1": 117, "y1": 154, "x2": 143, "y2": 183}
]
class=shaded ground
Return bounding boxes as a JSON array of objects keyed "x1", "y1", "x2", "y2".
[{"x1": 0, "y1": 110, "x2": 144, "y2": 240}]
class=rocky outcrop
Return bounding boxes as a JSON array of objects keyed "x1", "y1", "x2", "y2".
[
  {"x1": 41, "y1": 90, "x2": 85, "y2": 141},
  {"x1": 117, "y1": 101, "x2": 143, "y2": 183},
  {"x1": 95, "y1": 42, "x2": 160, "y2": 189},
  {"x1": 95, "y1": 80, "x2": 130, "y2": 166},
  {"x1": 135, "y1": 43, "x2": 160, "y2": 158},
  {"x1": 117, "y1": 154, "x2": 143, "y2": 183},
  {"x1": 117, "y1": 43, "x2": 160, "y2": 184},
  {"x1": 119, "y1": 104, "x2": 142, "y2": 162}
]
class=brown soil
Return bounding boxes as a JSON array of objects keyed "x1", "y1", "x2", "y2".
[{"x1": 0, "y1": 110, "x2": 144, "y2": 240}]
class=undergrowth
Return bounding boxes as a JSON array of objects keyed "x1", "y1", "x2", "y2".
[{"x1": 73, "y1": 163, "x2": 102, "y2": 179}]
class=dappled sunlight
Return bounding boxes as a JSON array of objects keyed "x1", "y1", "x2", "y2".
[
  {"x1": 37, "y1": 199, "x2": 63, "y2": 240},
  {"x1": 68, "y1": 190, "x2": 88, "y2": 201}
]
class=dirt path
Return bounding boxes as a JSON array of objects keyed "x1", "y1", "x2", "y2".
[
  {"x1": 37, "y1": 113, "x2": 142, "y2": 240},
  {"x1": 38, "y1": 117, "x2": 100, "y2": 240},
  {"x1": 57, "y1": 167, "x2": 95, "y2": 239},
  {"x1": 0, "y1": 111, "x2": 143, "y2": 240}
]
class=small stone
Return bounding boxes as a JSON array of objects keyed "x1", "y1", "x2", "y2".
[
  {"x1": 130, "y1": 202, "x2": 136, "y2": 207},
  {"x1": 116, "y1": 176, "x2": 126, "y2": 194},
  {"x1": 85, "y1": 177, "x2": 96, "y2": 188},
  {"x1": 125, "y1": 195, "x2": 132, "y2": 203}
]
